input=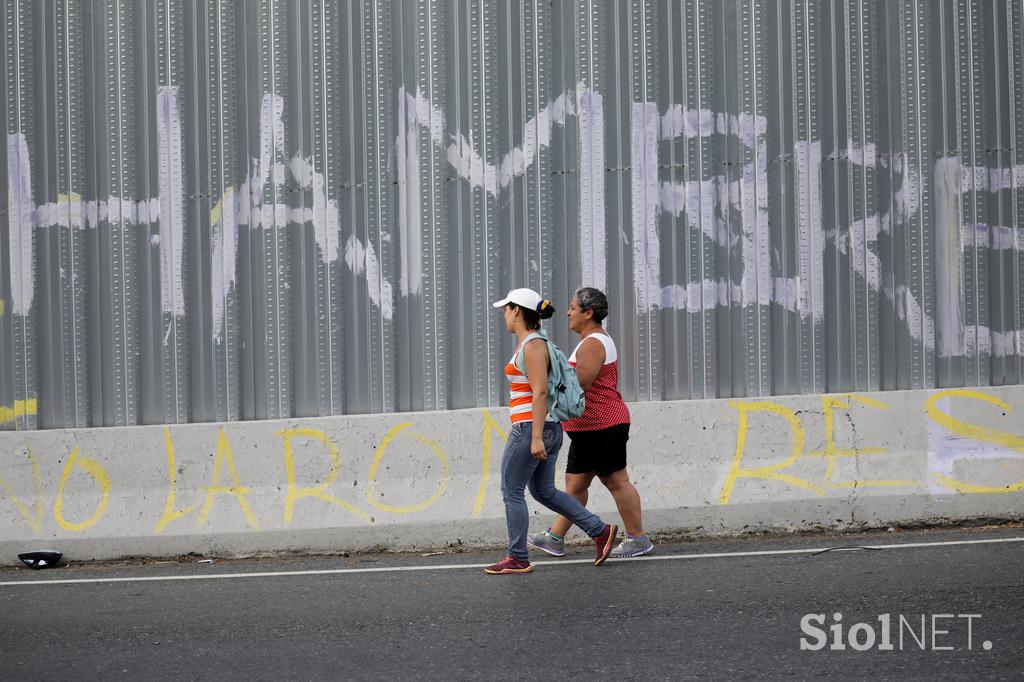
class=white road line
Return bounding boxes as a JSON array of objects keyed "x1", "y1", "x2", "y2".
[{"x1": 1, "y1": 536, "x2": 1022, "y2": 587}]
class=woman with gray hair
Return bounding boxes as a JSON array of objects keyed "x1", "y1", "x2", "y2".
[{"x1": 528, "y1": 287, "x2": 653, "y2": 558}]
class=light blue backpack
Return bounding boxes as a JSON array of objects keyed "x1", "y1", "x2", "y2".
[{"x1": 514, "y1": 330, "x2": 586, "y2": 421}]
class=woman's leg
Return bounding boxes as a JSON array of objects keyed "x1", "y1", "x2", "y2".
[
  {"x1": 599, "y1": 468, "x2": 644, "y2": 537},
  {"x1": 500, "y1": 424, "x2": 538, "y2": 560},
  {"x1": 547, "y1": 472, "x2": 595, "y2": 539},
  {"x1": 527, "y1": 424, "x2": 605, "y2": 538}
]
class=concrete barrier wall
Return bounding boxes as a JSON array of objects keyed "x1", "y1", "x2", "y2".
[{"x1": 2, "y1": 386, "x2": 1023, "y2": 563}]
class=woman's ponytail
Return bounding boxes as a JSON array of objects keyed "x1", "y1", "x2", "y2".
[{"x1": 537, "y1": 299, "x2": 556, "y2": 320}]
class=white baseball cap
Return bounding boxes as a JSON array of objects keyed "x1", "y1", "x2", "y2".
[{"x1": 492, "y1": 287, "x2": 544, "y2": 311}]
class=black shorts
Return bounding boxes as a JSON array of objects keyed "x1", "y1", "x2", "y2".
[{"x1": 565, "y1": 423, "x2": 630, "y2": 478}]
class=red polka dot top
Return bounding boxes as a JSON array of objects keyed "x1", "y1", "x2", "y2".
[{"x1": 561, "y1": 332, "x2": 631, "y2": 432}]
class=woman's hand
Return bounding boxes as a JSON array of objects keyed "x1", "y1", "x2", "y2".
[{"x1": 531, "y1": 436, "x2": 547, "y2": 460}]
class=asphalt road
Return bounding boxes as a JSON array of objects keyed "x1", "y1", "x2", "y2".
[{"x1": 1, "y1": 525, "x2": 1021, "y2": 680}]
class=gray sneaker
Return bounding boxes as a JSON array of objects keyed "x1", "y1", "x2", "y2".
[
  {"x1": 610, "y1": 534, "x2": 654, "y2": 558},
  {"x1": 527, "y1": 530, "x2": 566, "y2": 557}
]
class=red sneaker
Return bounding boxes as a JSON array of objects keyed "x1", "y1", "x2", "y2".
[
  {"x1": 484, "y1": 555, "x2": 533, "y2": 575},
  {"x1": 592, "y1": 524, "x2": 618, "y2": 566}
]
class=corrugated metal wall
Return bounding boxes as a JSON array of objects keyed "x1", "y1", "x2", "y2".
[{"x1": 2, "y1": 0, "x2": 1023, "y2": 431}]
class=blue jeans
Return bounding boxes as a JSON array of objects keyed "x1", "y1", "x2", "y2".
[{"x1": 501, "y1": 421, "x2": 605, "y2": 560}]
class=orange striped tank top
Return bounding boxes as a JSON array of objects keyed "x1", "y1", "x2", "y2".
[{"x1": 505, "y1": 337, "x2": 535, "y2": 423}]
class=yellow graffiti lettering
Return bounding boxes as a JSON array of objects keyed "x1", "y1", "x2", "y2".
[
  {"x1": 154, "y1": 427, "x2": 197, "y2": 533},
  {"x1": 278, "y1": 427, "x2": 373, "y2": 525},
  {"x1": 474, "y1": 411, "x2": 507, "y2": 517},
  {"x1": 0, "y1": 398, "x2": 38, "y2": 427},
  {"x1": 0, "y1": 449, "x2": 44, "y2": 532},
  {"x1": 810, "y1": 394, "x2": 918, "y2": 490},
  {"x1": 932, "y1": 474, "x2": 1024, "y2": 495},
  {"x1": 366, "y1": 423, "x2": 450, "y2": 514},
  {"x1": 53, "y1": 447, "x2": 111, "y2": 532},
  {"x1": 210, "y1": 186, "x2": 232, "y2": 227},
  {"x1": 196, "y1": 429, "x2": 260, "y2": 529},
  {"x1": 718, "y1": 400, "x2": 822, "y2": 505},
  {"x1": 926, "y1": 389, "x2": 1024, "y2": 452},
  {"x1": 926, "y1": 389, "x2": 1024, "y2": 494}
]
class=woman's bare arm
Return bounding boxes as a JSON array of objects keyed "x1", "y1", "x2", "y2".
[
  {"x1": 523, "y1": 339, "x2": 550, "y2": 459},
  {"x1": 573, "y1": 336, "x2": 606, "y2": 390}
]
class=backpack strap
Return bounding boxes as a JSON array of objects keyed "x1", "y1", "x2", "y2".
[{"x1": 514, "y1": 332, "x2": 546, "y2": 376}]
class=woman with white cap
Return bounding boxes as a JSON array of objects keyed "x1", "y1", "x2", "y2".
[{"x1": 484, "y1": 287, "x2": 618, "y2": 575}]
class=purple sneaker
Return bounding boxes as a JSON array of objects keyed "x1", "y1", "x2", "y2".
[{"x1": 527, "y1": 530, "x2": 566, "y2": 557}]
